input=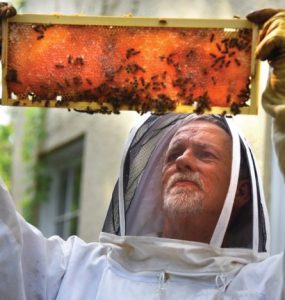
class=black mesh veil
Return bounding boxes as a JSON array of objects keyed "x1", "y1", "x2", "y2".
[
  {"x1": 103, "y1": 114, "x2": 188, "y2": 235},
  {"x1": 102, "y1": 113, "x2": 270, "y2": 253}
]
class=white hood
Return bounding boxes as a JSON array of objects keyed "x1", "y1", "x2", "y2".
[{"x1": 103, "y1": 113, "x2": 270, "y2": 262}]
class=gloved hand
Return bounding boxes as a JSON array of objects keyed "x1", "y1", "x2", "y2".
[
  {"x1": 0, "y1": 2, "x2": 16, "y2": 19},
  {"x1": 247, "y1": 9, "x2": 285, "y2": 177},
  {"x1": 0, "y1": 2, "x2": 16, "y2": 59}
]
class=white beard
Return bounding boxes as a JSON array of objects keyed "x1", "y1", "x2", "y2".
[{"x1": 163, "y1": 172, "x2": 203, "y2": 218}]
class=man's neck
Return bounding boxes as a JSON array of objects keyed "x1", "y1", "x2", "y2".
[{"x1": 162, "y1": 213, "x2": 219, "y2": 243}]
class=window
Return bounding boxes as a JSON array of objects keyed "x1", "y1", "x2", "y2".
[
  {"x1": 55, "y1": 162, "x2": 81, "y2": 239},
  {"x1": 38, "y1": 138, "x2": 83, "y2": 239}
]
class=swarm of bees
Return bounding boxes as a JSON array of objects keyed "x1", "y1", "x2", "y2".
[{"x1": 6, "y1": 23, "x2": 253, "y2": 115}]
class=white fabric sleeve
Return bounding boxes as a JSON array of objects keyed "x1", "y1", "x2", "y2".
[{"x1": 0, "y1": 179, "x2": 73, "y2": 300}]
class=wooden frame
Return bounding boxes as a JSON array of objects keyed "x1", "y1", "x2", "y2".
[{"x1": 1, "y1": 14, "x2": 260, "y2": 115}]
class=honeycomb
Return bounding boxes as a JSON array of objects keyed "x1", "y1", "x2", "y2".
[{"x1": 6, "y1": 23, "x2": 253, "y2": 114}]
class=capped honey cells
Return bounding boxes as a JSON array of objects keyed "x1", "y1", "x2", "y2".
[{"x1": 6, "y1": 22, "x2": 253, "y2": 114}]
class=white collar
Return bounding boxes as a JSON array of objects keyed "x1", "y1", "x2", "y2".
[{"x1": 99, "y1": 232, "x2": 268, "y2": 278}]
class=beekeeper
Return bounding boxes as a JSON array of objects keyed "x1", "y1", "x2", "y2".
[
  {"x1": 1, "y1": 110, "x2": 280, "y2": 299},
  {"x1": 0, "y1": 4, "x2": 285, "y2": 300}
]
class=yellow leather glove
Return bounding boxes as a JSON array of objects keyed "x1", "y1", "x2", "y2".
[
  {"x1": 247, "y1": 9, "x2": 285, "y2": 177},
  {"x1": 0, "y1": 2, "x2": 16, "y2": 19}
]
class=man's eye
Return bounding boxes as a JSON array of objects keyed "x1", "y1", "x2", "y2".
[
  {"x1": 166, "y1": 150, "x2": 181, "y2": 162},
  {"x1": 166, "y1": 153, "x2": 177, "y2": 162},
  {"x1": 197, "y1": 151, "x2": 216, "y2": 160}
]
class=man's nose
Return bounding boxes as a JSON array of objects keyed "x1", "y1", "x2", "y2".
[{"x1": 175, "y1": 149, "x2": 197, "y2": 172}]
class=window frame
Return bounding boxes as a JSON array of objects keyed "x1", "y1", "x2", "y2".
[{"x1": 37, "y1": 137, "x2": 84, "y2": 239}]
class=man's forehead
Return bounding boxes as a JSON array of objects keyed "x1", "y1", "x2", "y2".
[
  {"x1": 165, "y1": 121, "x2": 232, "y2": 159},
  {"x1": 174, "y1": 120, "x2": 230, "y2": 138}
]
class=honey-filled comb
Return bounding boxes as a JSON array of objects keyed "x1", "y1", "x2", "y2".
[{"x1": 1, "y1": 15, "x2": 260, "y2": 115}]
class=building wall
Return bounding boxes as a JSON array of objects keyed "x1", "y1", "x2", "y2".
[
  {"x1": 14, "y1": 0, "x2": 284, "y2": 18},
  {"x1": 10, "y1": 108, "x2": 29, "y2": 209},
  {"x1": 270, "y1": 146, "x2": 285, "y2": 254}
]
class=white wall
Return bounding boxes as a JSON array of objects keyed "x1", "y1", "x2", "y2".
[
  {"x1": 13, "y1": 0, "x2": 284, "y2": 18},
  {"x1": 269, "y1": 132, "x2": 285, "y2": 254}
]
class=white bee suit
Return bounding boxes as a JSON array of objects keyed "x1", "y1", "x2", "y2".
[{"x1": 0, "y1": 114, "x2": 284, "y2": 300}]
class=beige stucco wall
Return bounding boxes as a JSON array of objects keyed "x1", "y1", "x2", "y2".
[{"x1": 10, "y1": 108, "x2": 29, "y2": 210}]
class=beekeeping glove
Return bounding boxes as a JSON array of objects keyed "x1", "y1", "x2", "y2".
[
  {"x1": 0, "y1": 2, "x2": 16, "y2": 59},
  {"x1": 247, "y1": 9, "x2": 285, "y2": 177},
  {"x1": 0, "y1": 2, "x2": 16, "y2": 19}
]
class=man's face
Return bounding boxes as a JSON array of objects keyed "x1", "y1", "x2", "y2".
[{"x1": 161, "y1": 121, "x2": 232, "y2": 219}]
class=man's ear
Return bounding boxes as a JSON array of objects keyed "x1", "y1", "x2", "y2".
[{"x1": 234, "y1": 179, "x2": 251, "y2": 209}]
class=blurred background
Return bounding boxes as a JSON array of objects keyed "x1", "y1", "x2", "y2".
[{"x1": 1, "y1": 0, "x2": 284, "y2": 254}]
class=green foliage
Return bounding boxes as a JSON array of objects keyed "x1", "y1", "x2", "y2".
[
  {"x1": 21, "y1": 196, "x2": 38, "y2": 225},
  {"x1": 21, "y1": 108, "x2": 49, "y2": 225},
  {"x1": 0, "y1": 124, "x2": 12, "y2": 188},
  {"x1": 22, "y1": 108, "x2": 46, "y2": 162}
]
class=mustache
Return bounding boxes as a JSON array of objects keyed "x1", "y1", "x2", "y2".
[{"x1": 166, "y1": 171, "x2": 203, "y2": 191}]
